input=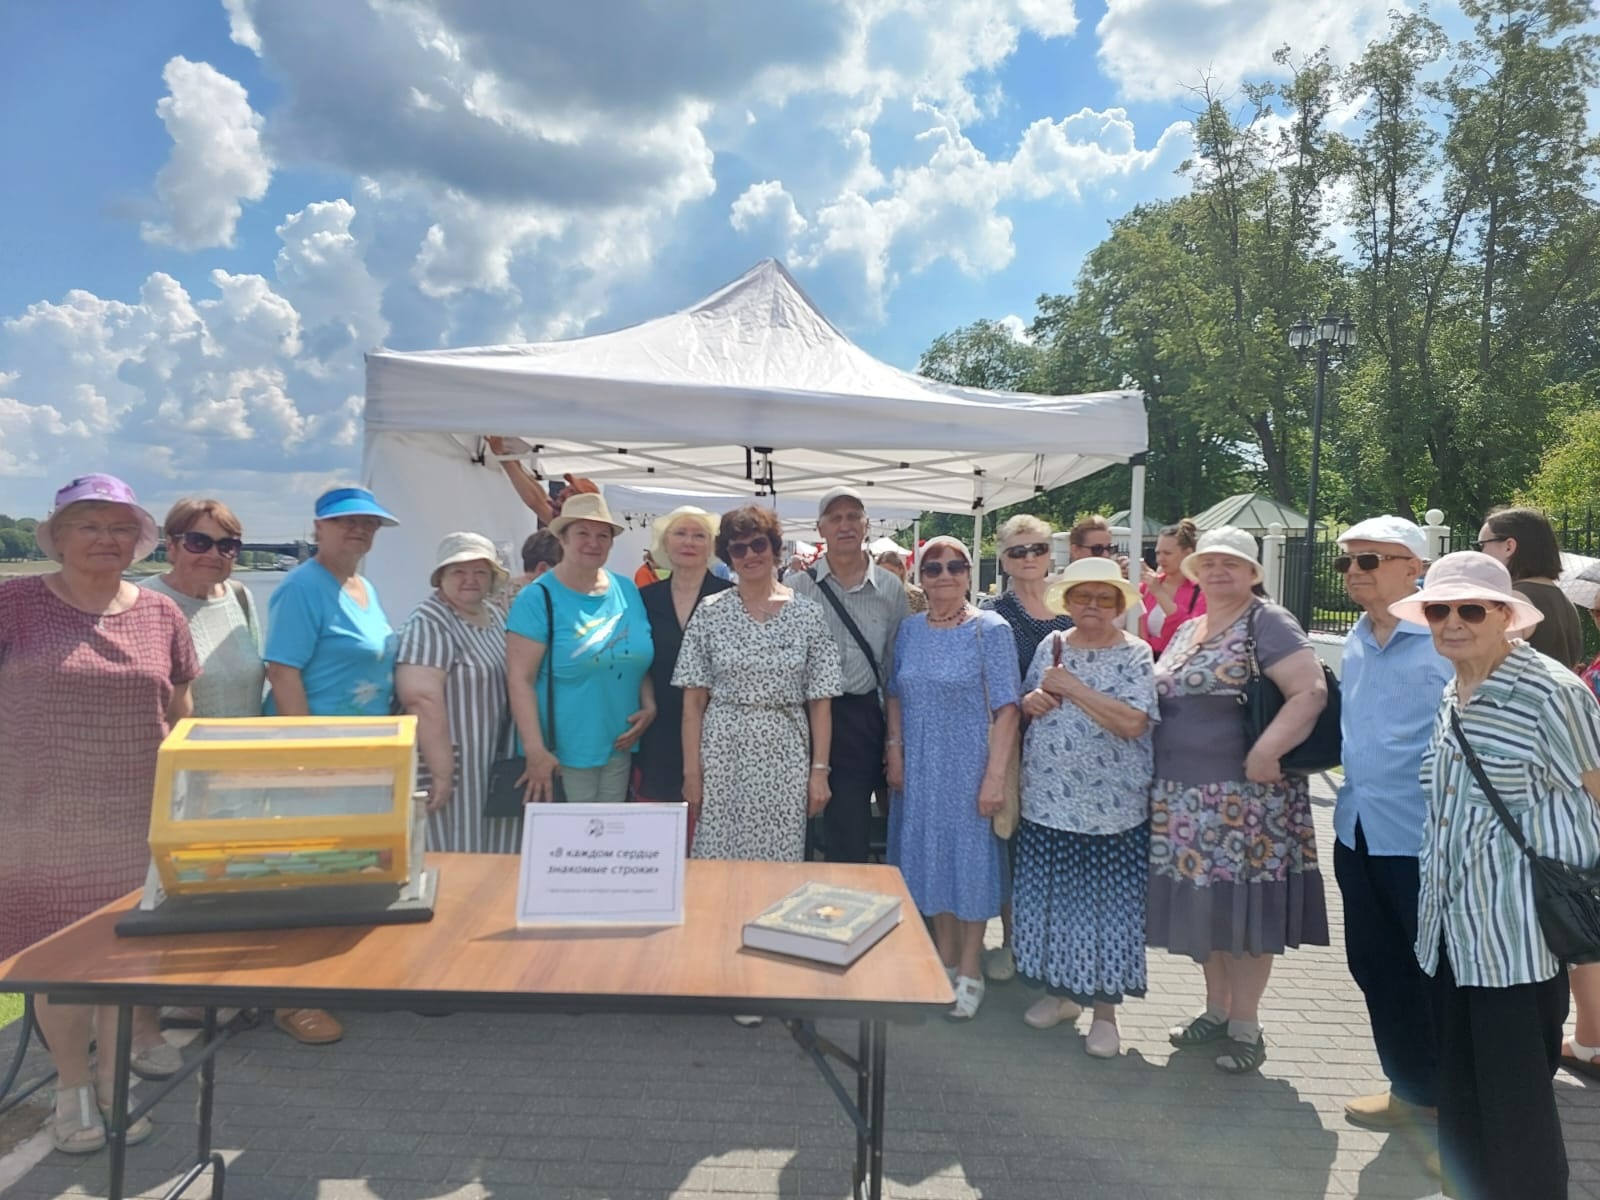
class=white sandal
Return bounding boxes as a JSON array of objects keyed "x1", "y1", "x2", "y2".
[
  {"x1": 51, "y1": 1085, "x2": 106, "y2": 1155},
  {"x1": 1085, "y1": 1018, "x2": 1120, "y2": 1058},
  {"x1": 946, "y1": 975, "x2": 985, "y2": 1021}
]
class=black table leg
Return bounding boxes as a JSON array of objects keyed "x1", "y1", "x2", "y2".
[
  {"x1": 854, "y1": 1022, "x2": 871, "y2": 1195},
  {"x1": 106, "y1": 1004, "x2": 134, "y2": 1200},
  {"x1": 867, "y1": 1020, "x2": 887, "y2": 1200}
]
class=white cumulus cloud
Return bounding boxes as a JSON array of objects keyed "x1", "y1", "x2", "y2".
[{"x1": 730, "y1": 181, "x2": 810, "y2": 243}]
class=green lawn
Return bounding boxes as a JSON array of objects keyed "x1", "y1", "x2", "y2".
[{"x1": 0, "y1": 993, "x2": 21, "y2": 1029}]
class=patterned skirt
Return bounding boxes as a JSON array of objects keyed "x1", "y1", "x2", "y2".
[
  {"x1": 1146, "y1": 777, "x2": 1330, "y2": 961},
  {"x1": 1014, "y1": 819, "x2": 1149, "y2": 1006}
]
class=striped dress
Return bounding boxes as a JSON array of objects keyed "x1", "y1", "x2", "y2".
[{"x1": 396, "y1": 593, "x2": 518, "y2": 854}]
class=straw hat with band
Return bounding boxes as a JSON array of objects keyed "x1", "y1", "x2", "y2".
[
  {"x1": 35, "y1": 473, "x2": 161, "y2": 564},
  {"x1": 1180, "y1": 526, "x2": 1263, "y2": 584},
  {"x1": 430, "y1": 531, "x2": 509, "y2": 590},
  {"x1": 650, "y1": 506, "x2": 718, "y2": 564},
  {"x1": 548, "y1": 491, "x2": 624, "y2": 536},
  {"x1": 1045, "y1": 557, "x2": 1141, "y2": 615},
  {"x1": 1389, "y1": 551, "x2": 1544, "y2": 637}
]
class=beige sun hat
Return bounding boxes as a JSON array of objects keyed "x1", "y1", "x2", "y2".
[
  {"x1": 650, "y1": 506, "x2": 717, "y2": 563},
  {"x1": 430, "y1": 531, "x2": 509, "y2": 589},
  {"x1": 1045, "y1": 557, "x2": 1141, "y2": 615},
  {"x1": 1389, "y1": 551, "x2": 1544, "y2": 636},
  {"x1": 1180, "y1": 525, "x2": 1263, "y2": 583},
  {"x1": 548, "y1": 491, "x2": 624, "y2": 536}
]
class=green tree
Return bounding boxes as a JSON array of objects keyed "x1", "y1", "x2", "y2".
[
  {"x1": 917, "y1": 319, "x2": 1045, "y2": 392},
  {"x1": 0, "y1": 528, "x2": 30, "y2": 560}
]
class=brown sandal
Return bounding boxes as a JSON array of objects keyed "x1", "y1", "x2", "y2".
[{"x1": 274, "y1": 1008, "x2": 344, "y2": 1045}]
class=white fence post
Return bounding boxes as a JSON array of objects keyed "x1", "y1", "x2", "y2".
[
  {"x1": 1263, "y1": 522, "x2": 1287, "y2": 600},
  {"x1": 1422, "y1": 508, "x2": 1450, "y2": 561}
]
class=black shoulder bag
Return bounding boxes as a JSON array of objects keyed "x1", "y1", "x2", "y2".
[
  {"x1": 1239, "y1": 602, "x2": 1343, "y2": 774},
  {"x1": 807, "y1": 567, "x2": 883, "y2": 691},
  {"x1": 485, "y1": 587, "x2": 566, "y2": 817},
  {"x1": 1450, "y1": 709, "x2": 1600, "y2": 965}
]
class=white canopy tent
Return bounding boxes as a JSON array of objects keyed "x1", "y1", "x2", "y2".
[{"x1": 362, "y1": 260, "x2": 1147, "y2": 614}]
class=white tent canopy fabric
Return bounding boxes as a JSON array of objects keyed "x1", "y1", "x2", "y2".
[{"x1": 362, "y1": 259, "x2": 1146, "y2": 615}]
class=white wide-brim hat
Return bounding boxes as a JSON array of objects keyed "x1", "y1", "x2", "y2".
[
  {"x1": 1389, "y1": 551, "x2": 1544, "y2": 636},
  {"x1": 1180, "y1": 525, "x2": 1262, "y2": 583},
  {"x1": 1045, "y1": 557, "x2": 1140, "y2": 614},
  {"x1": 650, "y1": 506, "x2": 718, "y2": 563},
  {"x1": 430, "y1": 531, "x2": 509, "y2": 589}
]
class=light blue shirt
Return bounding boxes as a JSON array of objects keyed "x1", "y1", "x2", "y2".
[
  {"x1": 1334, "y1": 614, "x2": 1452, "y2": 855},
  {"x1": 263, "y1": 559, "x2": 397, "y2": 717}
]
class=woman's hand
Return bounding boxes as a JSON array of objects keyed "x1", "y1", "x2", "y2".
[
  {"x1": 519, "y1": 748, "x2": 562, "y2": 803},
  {"x1": 424, "y1": 781, "x2": 453, "y2": 815},
  {"x1": 1244, "y1": 743, "x2": 1284, "y2": 785},
  {"x1": 807, "y1": 769, "x2": 831, "y2": 816},
  {"x1": 977, "y1": 772, "x2": 1006, "y2": 818},
  {"x1": 614, "y1": 703, "x2": 656, "y2": 751},
  {"x1": 1040, "y1": 665, "x2": 1079, "y2": 700},
  {"x1": 682, "y1": 770, "x2": 703, "y2": 810},
  {"x1": 885, "y1": 742, "x2": 904, "y2": 791},
  {"x1": 1021, "y1": 688, "x2": 1060, "y2": 719}
]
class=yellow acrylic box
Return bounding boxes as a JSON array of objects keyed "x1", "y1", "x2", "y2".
[{"x1": 149, "y1": 716, "x2": 418, "y2": 896}]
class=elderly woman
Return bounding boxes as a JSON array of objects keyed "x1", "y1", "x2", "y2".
[
  {"x1": 1139, "y1": 518, "x2": 1205, "y2": 655},
  {"x1": 1148, "y1": 526, "x2": 1329, "y2": 1074},
  {"x1": 886, "y1": 536, "x2": 1020, "y2": 1020},
  {"x1": 875, "y1": 546, "x2": 926, "y2": 612},
  {"x1": 636, "y1": 507, "x2": 733, "y2": 812},
  {"x1": 1476, "y1": 506, "x2": 1582, "y2": 669},
  {"x1": 264, "y1": 484, "x2": 401, "y2": 1047},
  {"x1": 396, "y1": 533, "x2": 515, "y2": 854},
  {"x1": 1015, "y1": 559, "x2": 1157, "y2": 1058},
  {"x1": 506, "y1": 492, "x2": 655, "y2": 805},
  {"x1": 0, "y1": 474, "x2": 198, "y2": 1154},
  {"x1": 979, "y1": 513, "x2": 1073, "y2": 982},
  {"x1": 1394, "y1": 552, "x2": 1600, "y2": 1200},
  {"x1": 675, "y1": 505, "x2": 839, "y2": 862}
]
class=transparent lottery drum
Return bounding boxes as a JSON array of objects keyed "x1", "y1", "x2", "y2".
[{"x1": 148, "y1": 717, "x2": 418, "y2": 895}]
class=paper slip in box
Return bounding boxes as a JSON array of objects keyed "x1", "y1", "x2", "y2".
[{"x1": 742, "y1": 882, "x2": 903, "y2": 966}]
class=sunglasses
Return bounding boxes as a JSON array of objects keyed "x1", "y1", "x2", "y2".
[
  {"x1": 1079, "y1": 542, "x2": 1114, "y2": 557},
  {"x1": 1004, "y1": 542, "x2": 1051, "y2": 561},
  {"x1": 1472, "y1": 538, "x2": 1508, "y2": 552},
  {"x1": 1067, "y1": 591, "x2": 1121, "y2": 609},
  {"x1": 1333, "y1": 552, "x2": 1410, "y2": 574},
  {"x1": 176, "y1": 531, "x2": 243, "y2": 558},
  {"x1": 727, "y1": 536, "x2": 774, "y2": 559},
  {"x1": 920, "y1": 559, "x2": 971, "y2": 578},
  {"x1": 1422, "y1": 601, "x2": 1503, "y2": 625}
]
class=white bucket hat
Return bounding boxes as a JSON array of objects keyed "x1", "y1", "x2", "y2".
[
  {"x1": 430, "y1": 531, "x2": 509, "y2": 589},
  {"x1": 1045, "y1": 557, "x2": 1140, "y2": 615},
  {"x1": 1389, "y1": 551, "x2": 1544, "y2": 636},
  {"x1": 1180, "y1": 526, "x2": 1263, "y2": 583}
]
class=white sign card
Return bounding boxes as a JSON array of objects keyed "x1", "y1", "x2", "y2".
[{"x1": 515, "y1": 802, "x2": 687, "y2": 928}]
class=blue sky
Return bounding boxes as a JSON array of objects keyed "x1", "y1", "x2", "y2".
[{"x1": 0, "y1": 0, "x2": 1472, "y2": 536}]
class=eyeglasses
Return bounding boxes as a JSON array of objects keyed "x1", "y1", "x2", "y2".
[
  {"x1": 1422, "y1": 602, "x2": 1502, "y2": 625},
  {"x1": 1079, "y1": 542, "x2": 1114, "y2": 557},
  {"x1": 1067, "y1": 591, "x2": 1121, "y2": 609},
  {"x1": 176, "y1": 531, "x2": 243, "y2": 558},
  {"x1": 920, "y1": 559, "x2": 971, "y2": 578},
  {"x1": 1003, "y1": 542, "x2": 1051, "y2": 560},
  {"x1": 727, "y1": 537, "x2": 773, "y2": 559},
  {"x1": 1333, "y1": 552, "x2": 1410, "y2": 574},
  {"x1": 65, "y1": 522, "x2": 142, "y2": 540},
  {"x1": 1472, "y1": 538, "x2": 1508, "y2": 552}
]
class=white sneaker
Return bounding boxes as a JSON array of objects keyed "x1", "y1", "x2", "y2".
[
  {"x1": 946, "y1": 975, "x2": 985, "y2": 1021},
  {"x1": 1023, "y1": 995, "x2": 1083, "y2": 1030},
  {"x1": 981, "y1": 945, "x2": 1016, "y2": 982},
  {"x1": 731, "y1": 1014, "x2": 763, "y2": 1028},
  {"x1": 1085, "y1": 1018, "x2": 1120, "y2": 1058}
]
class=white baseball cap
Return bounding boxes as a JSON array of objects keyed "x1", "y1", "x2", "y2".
[
  {"x1": 1339, "y1": 515, "x2": 1427, "y2": 560},
  {"x1": 817, "y1": 486, "x2": 866, "y2": 518}
]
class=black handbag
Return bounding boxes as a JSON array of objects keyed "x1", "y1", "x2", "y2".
[
  {"x1": 1238, "y1": 602, "x2": 1343, "y2": 774},
  {"x1": 484, "y1": 587, "x2": 565, "y2": 818},
  {"x1": 1450, "y1": 710, "x2": 1600, "y2": 965}
]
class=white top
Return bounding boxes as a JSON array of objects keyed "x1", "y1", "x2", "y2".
[{"x1": 142, "y1": 576, "x2": 265, "y2": 718}]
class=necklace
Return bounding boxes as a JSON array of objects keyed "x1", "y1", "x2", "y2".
[{"x1": 927, "y1": 603, "x2": 970, "y2": 627}]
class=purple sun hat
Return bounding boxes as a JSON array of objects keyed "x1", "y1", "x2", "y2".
[{"x1": 35, "y1": 473, "x2": 161, "y2": 564}]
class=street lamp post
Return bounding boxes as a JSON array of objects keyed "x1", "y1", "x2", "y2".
[{"x1": 1287, "y1": 308, "x2": 1356, "y2": 628}]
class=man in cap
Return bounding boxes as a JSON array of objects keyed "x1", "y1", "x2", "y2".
[
  {"x1": 790, "y1": 486, "x2": 911, "y2": 862},
  {"x1": 1333, "y1": 516, "x2": 1451, "y2": 1145}
]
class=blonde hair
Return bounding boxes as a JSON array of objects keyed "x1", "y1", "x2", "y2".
[
  {"x1": 997, "y1": 514, "x2": 1052, "y2": 543},
  {"x1": 1069, "y1": 514, "x2": 1111, "y2": 546}
]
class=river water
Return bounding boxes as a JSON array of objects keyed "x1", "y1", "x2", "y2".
[{"x1": 233, "y1": 569, "x2": 286, "y2": 627}]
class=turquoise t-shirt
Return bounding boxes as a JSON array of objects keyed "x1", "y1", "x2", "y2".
[
  {"x1": 507, "y1": 569, "x2": 654, "y2": 768},
  {"x1": 263, "y1": 559, "x2": 397, "y2": 717}
]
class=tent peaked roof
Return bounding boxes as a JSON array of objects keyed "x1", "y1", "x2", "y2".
[
  {"x1": 1193, "y1": 492, "x2": 1311, "y2": 534},
  {"x1": 364, "y1": 259, "x2": 1146, "y2": 515}
]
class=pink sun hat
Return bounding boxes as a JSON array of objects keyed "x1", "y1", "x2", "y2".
[
  {"x1": 1388, "y1": 550, "x2": 1544, "y2": 636},
  {"x1": 35, "y1": 473, "x2": 161, "y2": 564}
]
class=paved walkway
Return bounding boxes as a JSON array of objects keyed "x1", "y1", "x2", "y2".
[{"x1": 4, "y1": 780, "x2": 1600, "y2": 1200}]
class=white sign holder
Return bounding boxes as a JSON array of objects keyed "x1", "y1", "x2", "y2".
[{"x1": 515, "y1": 802, "x2": 687, "y2": 928}]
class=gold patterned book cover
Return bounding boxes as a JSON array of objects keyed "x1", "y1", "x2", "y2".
[{"x1": 742, "y1": 882, "x2": 902, "y2": 966}]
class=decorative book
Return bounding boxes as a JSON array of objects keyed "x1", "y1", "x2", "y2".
[{"x1": 742, "y1": 882, "x2": 903, "y2": 966}]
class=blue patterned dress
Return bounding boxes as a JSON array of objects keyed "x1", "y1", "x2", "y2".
[{"x1": 888, "y1": 611, "x2": 1020, "y2": 920}]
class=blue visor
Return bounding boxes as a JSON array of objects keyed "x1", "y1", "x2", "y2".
[{"x1": 315, "y1": 487, "x2": 399, "y2": 526}]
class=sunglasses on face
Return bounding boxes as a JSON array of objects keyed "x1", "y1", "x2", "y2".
[
  {"x1": 920, "y1": 558, "x2": 971, "y2": 578},
  {"x1": 1003, "y1": 542, "x2": 1051, "y2": 560},
  {"x1": 1472, "y1": 537, "x2": 1508, "y2": 552},
  {"x1": 727, "y1": 536, "x2": 774, "y2": 559},
  {"x1": 176, "y1": 531, "x2": 243, "y2": 558},
  {"x1": 1333, "y1": 552, "x2": 1410, "y2": 574},
  {"x1": 1422, "y1": 601, "x2": 1502, "y2": 625},
  {"x1": 1079, "y1": 542, "x2": 1114, "y2": 557}
]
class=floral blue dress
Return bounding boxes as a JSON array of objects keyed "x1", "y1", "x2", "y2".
[{"x1": 887, "y1": 611, "x2": 1020, "y2": 921}]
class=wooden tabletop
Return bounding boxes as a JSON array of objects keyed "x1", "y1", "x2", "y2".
[{"x1": 0, "y1": 856, "x2": 954, "y2": 1022}]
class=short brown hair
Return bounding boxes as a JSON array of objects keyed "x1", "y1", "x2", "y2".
[
  {"x1": 163, "y1": 497, "x2": 243, "y2": 539},
  {"x1": 716, "y1": 505, "x2": 783, "y2": 567},
  {"x1": 521, "y1": 529, "x2": 562, "y2": 573}
]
